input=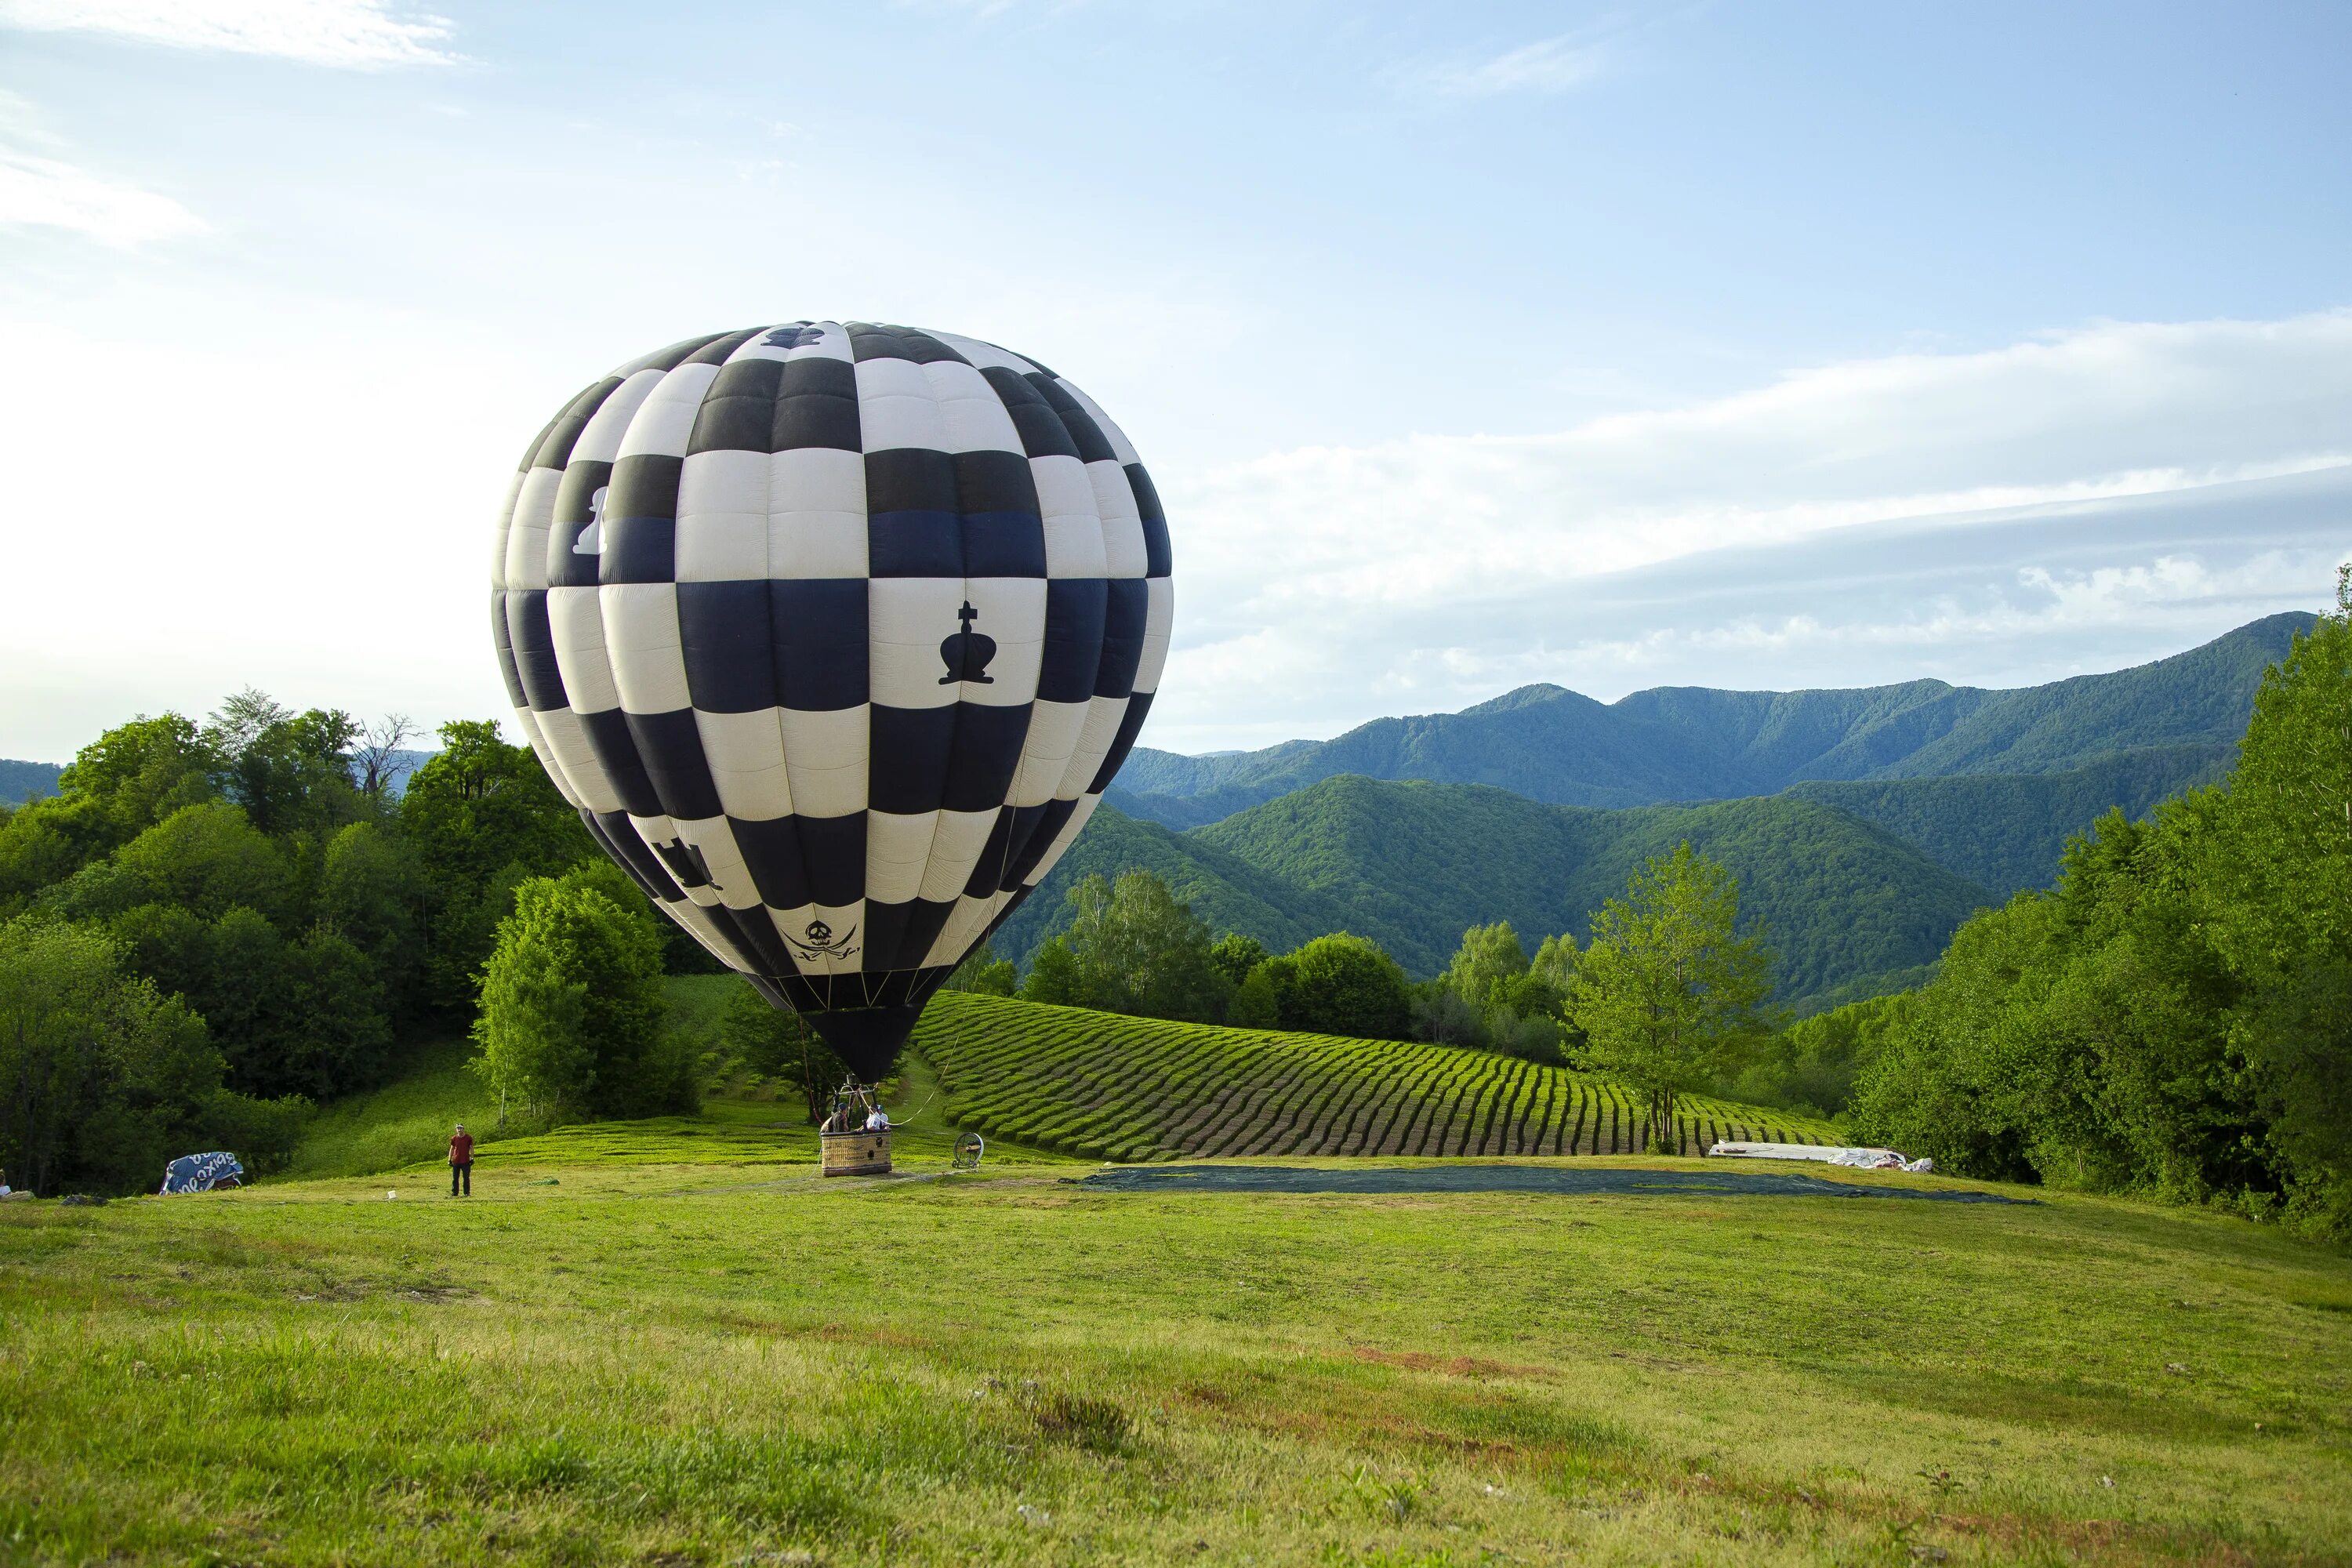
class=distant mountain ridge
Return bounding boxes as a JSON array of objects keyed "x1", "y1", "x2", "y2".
[
  {"x1": 0, "y1": 760, "x2": 64, "y2": 807},
  {"x1": 0, "y1": 751, "x2": 430, "y2": 807},
  {"x1": 1114, "y1": 612, "x2": 2312, "y2": 825}
]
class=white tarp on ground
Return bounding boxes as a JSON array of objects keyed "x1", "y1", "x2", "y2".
[{"x1": 1708, "y1": 1141, "x2": 1934, "y2": 1174}]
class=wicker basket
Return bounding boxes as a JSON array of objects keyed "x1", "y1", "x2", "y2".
[{"x1": 819, "y1": 1127, "x2": 891, "y2": 1177}]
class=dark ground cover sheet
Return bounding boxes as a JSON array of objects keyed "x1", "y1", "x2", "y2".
[{"x1": 1069, "y1": 1164, "x2": 2039, "y2": 1203}]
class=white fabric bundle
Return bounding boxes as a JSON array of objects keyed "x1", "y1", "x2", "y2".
[{"x1": 1708, "y1": 1141, "x2": 1934, "y2": 1174}]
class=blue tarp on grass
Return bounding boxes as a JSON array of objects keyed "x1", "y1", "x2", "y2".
[
  {"x1": 159, "y1": 1152, "x2": 244, "y2": 1194},
  {"x1": 1068, "y1": 1164, "x2": 2038, "y2": 1203}
]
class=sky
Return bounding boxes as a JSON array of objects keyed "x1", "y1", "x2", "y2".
[{"x1": 2, "y1": 1, "x2": 2347, "y2": 760}]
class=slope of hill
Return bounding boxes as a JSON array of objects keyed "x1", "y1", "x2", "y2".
[
  {"x1": 998, "y1": 780, "x2": 1991, "y2": 1002},
  {"x1": 0, "y1": 759, "x2": 64, "y2": 806},
  {"x1": 1116, "y1": 612, "x2": 2310, "y2": 824},
  {"x1": 916, "y1": 992, "x2": 1835, "y2": 1161},
  {"x1": 1784, "y1": 742, "x2": 2236, "y2": 896}
]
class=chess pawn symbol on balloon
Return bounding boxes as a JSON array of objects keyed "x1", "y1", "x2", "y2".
[{"x1": 938, "y1": 601, "x2": 996, "y2": 685}]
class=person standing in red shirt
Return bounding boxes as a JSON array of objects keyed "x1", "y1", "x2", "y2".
[{"x1": 448, "y1": 1123, "x2": 474, "y2": 1197}]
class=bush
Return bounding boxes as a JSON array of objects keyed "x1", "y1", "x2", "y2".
[
  {"x1": 472, "y1": 869, "x2": 680, "y2": 1123},
  {"x1": 1262, "y1": 934, "x2": 1412, "y2": 1040}
]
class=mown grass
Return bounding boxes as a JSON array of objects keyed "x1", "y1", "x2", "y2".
[
  {"x1": 919, "y1": 993, "x2": 1838, "y2": 1163},
  {"x1": 5, "y1": 1145, "x2": 2347, "y2": 1566}
]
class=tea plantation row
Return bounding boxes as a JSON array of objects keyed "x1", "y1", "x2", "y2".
[{"x1": 914, "y1": 993, "x2": 1837, "y2": 1163}]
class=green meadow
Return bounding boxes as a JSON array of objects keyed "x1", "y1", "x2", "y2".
[{"x1": 5, "y1": 1065, "x2": 2349, "y2": 1567}]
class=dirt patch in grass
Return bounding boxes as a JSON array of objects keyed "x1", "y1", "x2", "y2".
[{"x1": 1349, "y1": 1347, "x2": 1552, "y2": 1381}]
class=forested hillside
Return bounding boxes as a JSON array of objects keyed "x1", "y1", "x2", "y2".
[
  {"x1": 1000, "y1": 780, "x2": 1990, "y2": 1003},
  {"x1": 1784, "y1": 743, "x2": 2235, "y2": 896},
  {"x1": 0, "y1": 760, "x2": 64, "y2": 806},
  {"x1": 0, "y1": 696, "x2": 706, "y2": 1196},
  {"x1": 1114, "y1": 613, "x2": 2307, "y2": 825}
]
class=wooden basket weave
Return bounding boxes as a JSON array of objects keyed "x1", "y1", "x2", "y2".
[{"x1": 819, "y1": 1127, "x2": 891, "y2": 1178}]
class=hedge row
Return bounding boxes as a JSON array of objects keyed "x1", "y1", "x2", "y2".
[{"x1": 914, "y1": 994, "x2": 1838, "y2": 1163}]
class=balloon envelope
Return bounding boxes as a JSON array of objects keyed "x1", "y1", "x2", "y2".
[{"x1": 490, "y1": 323, "x2": 1171, "y2": 1076}]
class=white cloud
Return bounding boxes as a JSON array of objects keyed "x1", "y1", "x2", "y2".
[
  {"x1": 0, "y1": 0, "x2": 457, "y2": 67},
  {"x1": 0, "y1": 147, "x2": 204, "y2": 245},
  {"x1": 1421, "y1": 33, "x2": 1611, "y2": 98},
  {"x1": 1145, "y1": 312, "x2": 2352, "y2": 750}
]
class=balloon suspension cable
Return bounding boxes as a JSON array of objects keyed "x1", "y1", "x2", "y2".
[{"x1": 819, "y1": 1075, "x2": 887, "y2": 1134}]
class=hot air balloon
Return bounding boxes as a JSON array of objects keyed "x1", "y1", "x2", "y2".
[{"x1": 490, "y1": 321, "x2": 1171, "y2": 1113}]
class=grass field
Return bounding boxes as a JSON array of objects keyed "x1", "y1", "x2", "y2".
[
  {"x1": 10, "y1": 989, "x2": 2344, "y2": 1564},
  {"x1": 917, "y1": 993, "x2": 1838, "y2": 1162},
  {"x1": 7, "y1": 1138, "x2": 2350, "y2": 1566}
]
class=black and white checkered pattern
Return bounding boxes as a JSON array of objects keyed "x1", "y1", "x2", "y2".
[{"x1": 490, "y1": 323, "x2": 1172, "y2": 1076}]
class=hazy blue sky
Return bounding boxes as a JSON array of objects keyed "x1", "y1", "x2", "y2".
[{"x1": 3, "y1": 1, "x2": 2347, "y2": 757}]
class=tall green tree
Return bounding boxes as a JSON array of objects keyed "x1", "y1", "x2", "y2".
[
  {"x1": 316, "y1": 821, "x2": 431, "y2": 1026},
  {"x1": 1446, "y1": 921, "x2": 1530, "y2": 1011},
  {"x1": 1569, "y1": 843, "x2": 1772, "y2": 1153},
  {"x1": 2205, "y1": 595, "x2": 2352, "y2": 1230},
  {"x1": 401, "y1": 720, "x2": 597, "y2": 1010},
  {"x1": 1847, "y1": 593, "x2": 2352, "y2": 1233},
  {"x1": 1207, "y1": 932, "x2": 1268, "y2": 988},
  {"x1": 203, "y1": 691, "x2": 364, "y2": 837},
  {"x1": 1023, "y1": 871, "x2": 1232, "y2": 1022},
  {"x1": 471, "y1": 868, "x2": 681, "y2": 1123}
]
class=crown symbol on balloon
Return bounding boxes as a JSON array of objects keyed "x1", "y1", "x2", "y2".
[{"x1": 938, "y1": 601, "x2": 997, "y2": 685}]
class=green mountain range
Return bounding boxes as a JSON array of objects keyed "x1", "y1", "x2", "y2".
[
  {"x1": 1112, "y1": 612, "x2": 2309, "y2": 823},
  {"x1": 1011, "y1": 614, "x2": 2312, "y2": 1010}
]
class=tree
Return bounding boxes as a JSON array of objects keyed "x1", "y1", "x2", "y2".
[
  {"x1": 1031, "y1": 872, "x2": 1232, "y2": 1022},
  {"x1": 1021, "y1": 938, "x2": 1086, "y2": 1007},
  {"x1": 1446, "y1": 922, "x2": 1529, "y2": 1013},
  {"x1": 1207, "y1": 932, "x2": 1267, "y2": 988},
  {"x1": 1569, "y1": 843, "x2": 1772, "y2": 1154},
  {"x1": 1530, "y1": 932, "x2": 1579, "y2": 992},
  {"x1": 111, "y1": 803, "x2": 293, "y2": 924},
  {"x1": 2205, "y1": 600, "x2": 2352, "y2": 1230},
  {"x1": 943, "y1": 939, "x2": 1018, "y2": 996},
  {"x1": 471, "y1": 870, "x2": 677, "y2": 1123},
  {"x1": 1425, "y1": 920, "x2": 1569, "y2": 1061},
  {"x1": 204, "y1": 691, "x2": 363, "y2": 837},
  {"x1": 1843, "y1": 596, "x2": 2352, "y2": 1233},
  {"x1": 1229, "y1": 964, "x2": 1281, "y2": 1029},
  {"x1": 1266, "y1": 934, "x2": 1412, "y2": 1040},
  {"x1": 0, "y1": 715, "x2": 219, "y2": 909},
  {"x1": 401, "y1": 720, "x2": 591, "y2": 884},
  {"x1": 401, "y1": 720, "x2": 597, "y2": 1009},
  {"x1": 317, "y1": 821, "x2": 430, "y2": 1025},
  {"x1": 0, "y1": 918, "x2": 300, "y2": 1196},
  {"x1": 352, "y1": 713, "x2": 416, "y2": 800},
  {"x1": 714, "y1": 985, "x2": 844, "y2": 1122}
]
